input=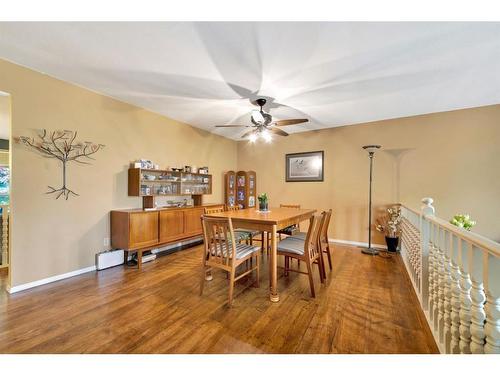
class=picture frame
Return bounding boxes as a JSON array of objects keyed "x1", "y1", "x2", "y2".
[{"x1": 285, "y1": 151, "x2": 324, "y2": 182}]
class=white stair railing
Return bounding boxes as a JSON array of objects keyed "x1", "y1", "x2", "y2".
[
  {"x1": 0, "y1": 204, "x2": 9, "y2": 268},
  {"x1": 400, "y1": 198, "x2": 500, "y2": 354}
]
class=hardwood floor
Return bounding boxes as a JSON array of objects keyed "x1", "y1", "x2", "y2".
[{"x1": 0, "y1": 244, "x2": 438, "y2": 354}]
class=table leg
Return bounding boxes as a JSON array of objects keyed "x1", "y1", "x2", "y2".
[{"x1": 269, "y1": 224, "x2": 279, "y2": 302}]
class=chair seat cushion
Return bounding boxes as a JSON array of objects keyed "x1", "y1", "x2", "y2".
[
  {"x1": 210, "y1": 243, "x2": 260, "y2": 259},
  {"x1": 235, "y1": 243, "x2": 261, "y2": 259},
  {"x1": 277, "y1": 237, "x2": 305, "y2": 256},
  {"x1": 277, "y1": 225, "x2": 298, "y2": 236},
  {"x1": 289, "y1": 232, "x2": 307, "y2": 240}
]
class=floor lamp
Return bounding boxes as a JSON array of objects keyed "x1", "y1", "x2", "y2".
[{"x1": 362, "y1": 144, "x2": 381, "y2": 255}]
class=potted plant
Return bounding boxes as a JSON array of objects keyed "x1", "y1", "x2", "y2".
[
  {"x1": 258, "y1": 193, "x2": 269, "y2": 211},
  {"x1": 450, "y1": 214, "x2": 476, "y2": 231},
  {"x1": 376, "y1": 206, "x2": 402, "y2": 252}
]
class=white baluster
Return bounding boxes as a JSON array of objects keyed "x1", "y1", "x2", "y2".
[
  {"x1": 470, "y1": 246, "x2": 486, "y2": 353},
  {"x1": 450, "y1": 234, "x2": 462, "y2": 354},
  {"x1": 484, "y1": 254, "x2": 500, "y2": 354},
  {"x1": 459, "y1": 241, "x2": 472, "y2": 354},
  {"x1": 437, "y1": 228, "x2": 447, "y2": 342},
  {"x1": 443, "y1": 231, "x2": 453, "y2": 352},
  {"x1": 429, "y1": 223, "x2": 437, "y2": 319},
  {"x1": 420, "y1": 198, "x2": 434, "y2": 311},
  {"x1": 433, "y1": 228, "x2": 443, "y2": 332},
  {"x1": 429, "y1": 242, "x2": 435, "y2": 317}
]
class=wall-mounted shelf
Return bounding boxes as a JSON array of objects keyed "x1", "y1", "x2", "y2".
[{"x1": 128, "y1": 168, "x2": 212, "y2": 208}]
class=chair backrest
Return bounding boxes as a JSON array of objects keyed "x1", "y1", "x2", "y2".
[
  {"x1": 201, "y1": 216, "x2": 237, "y2": 266},
  {"x1": 303, "y1": 213, "x2": 323, "y2": 262},
  {"x1": 319, "y1": 209, "x2": 332, "y2": 248},
  {"x1": 225, "y1": 205, "x2": 240, "y2": 211},
  {"x1": 280, "y1": 204, "x2": 301, "y2": 209},
  {"x1": 204, "y1": 205, "x2": 225, "y2": 215}
]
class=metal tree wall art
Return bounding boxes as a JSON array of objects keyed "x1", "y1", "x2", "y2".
[{"x1": 17, "y1": 129, "x2": 105, "y2": 200}]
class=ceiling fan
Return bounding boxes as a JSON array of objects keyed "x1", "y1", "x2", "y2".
[{"x1": 215, "y1": 98, "x2": 309, "y2": 141}]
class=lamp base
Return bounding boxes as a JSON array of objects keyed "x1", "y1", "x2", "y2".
[{"x1": 361, "y1": 247, "x2": 379, "y2": 255}]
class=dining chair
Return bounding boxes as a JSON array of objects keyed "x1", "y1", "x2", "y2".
[
  {"x1": 200, "y1": 216, "x2": 260, "y2": 306},
  {"x1": 277, "y1": 204, "x2": 301, "y2": 239},
  {"x1": 225, "y1": 205, "x2": 265, "y2": 251},
  {"x1": 290, "y1": 209, "x2": 333, "y2": 272},
  {"x1": 204, "y1": 205, "x2": 225, "y2": 215},
  {"x1": 277, "y1": 213, "x2": 325, "y2": 297},
  {"x1": 204, "y1": 205, "x2": 247, "y2": 243},
  {"x1": 263, "y1": 203, "x2": 302, "y2": 253}
]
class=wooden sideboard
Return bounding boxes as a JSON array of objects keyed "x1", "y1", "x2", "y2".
[{"x1": 111, "y1": 204, "x2": 219, "y2": 268}]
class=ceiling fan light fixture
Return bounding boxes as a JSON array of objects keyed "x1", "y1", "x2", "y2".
[
  {"x1": 249, "y1": 133, "x2": 258, "y2": 143},
  {"x1": 251, "y1": 109, "x2": 264, "y2": 124},
  {"x1": 261, "y1": 130, "x2": 272, "y2": 143}
]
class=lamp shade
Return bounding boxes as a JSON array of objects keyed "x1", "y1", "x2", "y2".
[{"x1": 362, "y1": 144, "x2": 381, "y2": 154}]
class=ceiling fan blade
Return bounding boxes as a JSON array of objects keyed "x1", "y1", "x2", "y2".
[
  {"x1": 215, "y1": 125, "x2": 250, "y2": 128},
  {"x1": 273, "y1": 119, "x2": 309, "y2": 126},
  {"x1": 269, "y1": 127, "x2": 289, "y2": 137},
  {"x1": 241, "y1": 130, "x2": 257, "y2": 139}
]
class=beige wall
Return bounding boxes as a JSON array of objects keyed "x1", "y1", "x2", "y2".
[
  {"x1": 0, "y1": 59, "x2": 237, "y2": 287},
  {"x1": 237, "y1": 105, "x2": 500, "y2": 244}
]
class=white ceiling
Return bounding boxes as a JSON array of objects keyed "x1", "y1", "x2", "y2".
[{"x1": 1, "y1": 22, "x2": 500, "y2": 140}]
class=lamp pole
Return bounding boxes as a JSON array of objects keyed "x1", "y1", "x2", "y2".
[{"x1": 362, "y1": 145, "x2": 381, "y2": 255}]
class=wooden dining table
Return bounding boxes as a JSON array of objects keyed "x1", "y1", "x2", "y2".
[{"x1": 204, "y1": 207, "x2": 316, "y2": 302}]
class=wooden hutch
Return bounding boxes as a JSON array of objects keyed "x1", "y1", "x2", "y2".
[{"x1": 225, "y1": 170, "x2": 256, "y2": 208}]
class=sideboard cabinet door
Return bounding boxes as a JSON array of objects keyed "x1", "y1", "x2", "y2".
[
  {"x1": 159, "y1": 210, "x2": 185, "y2": 243},
  {"x1": 129, "y1": 211, "x2": 159, "y2": 249},
  {"x1": 183, "y1": 208, "x2": 204, "y2": 237}
]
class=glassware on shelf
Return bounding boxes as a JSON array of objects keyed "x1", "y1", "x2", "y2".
[{"x1": 141, "y1": 184, "x2": 151, "y2": 195}]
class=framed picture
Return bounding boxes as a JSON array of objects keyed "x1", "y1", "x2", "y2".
[{"x1": 285, "y1": 151, "x2": 324, "y2": 182}]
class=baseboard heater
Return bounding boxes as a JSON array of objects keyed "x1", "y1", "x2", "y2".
[
  {"x1": 96, "y1": 237, "x2": 201, "y2": 271},
  {"x1": 96, "y1": 249, "x2": 125, "y2": 270},
  {"x1": 96, "y1": 249, "x2": 157, "y2": 270}
]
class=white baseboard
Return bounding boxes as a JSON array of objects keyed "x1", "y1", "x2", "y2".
[
  {"x1": 329, "y1": 238, "x2": 387, "y2": 250},
  {"x1": 7, "y1": 265, "x2": 96, "y2": 294}
]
